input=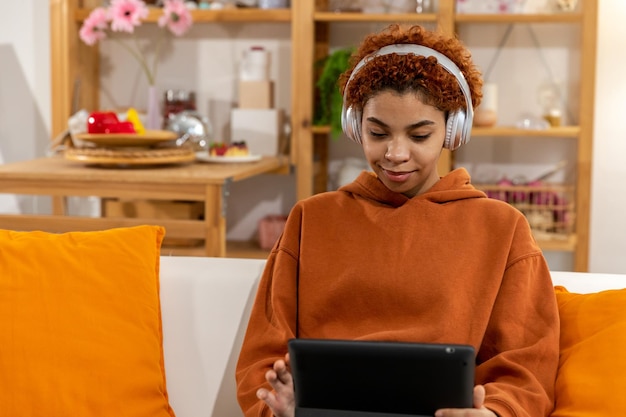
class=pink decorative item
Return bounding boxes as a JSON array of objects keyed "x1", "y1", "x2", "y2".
[
  {"x1": 78, "y1": 0, "x2": 193, "y2": 129},
  {"x1": 146, "y1": 85, "x2": 160, "y2": 131},
  {"x1": 109, "y1": 0, "x2": 149, "y2": 33},
  {"x1": 158, "y1": 0, "x2": 194, "y2": 36},
  {"x1": 258, "y1": 215, "x2": 288, "y2": 250}
]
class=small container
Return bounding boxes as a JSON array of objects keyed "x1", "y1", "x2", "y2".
[
  {"x1": 544, "y1": 108, "x2": 562, "y2": 127},
  {"x1": 163, "y1": 89, "x2": 196, "y2": 128},
  {"x1": 538, "y1": 81, "x2": 563, "y2": 127},
  {"x1": 473, "y1": 83, "x2": 498, "y2": 127},
  {"x1": 258, "y1": 0, "x2": 289, "y2": 8},
  {"x1": 415, "y1": 0, "x2": 432, "y2": 13},
  {"x1": 240, "y1": 46, "x2": 270, "y2": 82}
]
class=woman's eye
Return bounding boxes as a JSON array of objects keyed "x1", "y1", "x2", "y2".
[
  {"x1": 368, "y1": 131, "x2": 387, "y2": 138},
  {"x1": 411, "y1": 133, "x2": 431, "y2": 142}
]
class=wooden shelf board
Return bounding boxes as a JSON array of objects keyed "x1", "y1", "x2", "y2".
[
  {"x1": 314, "y1": 12, "x2": 438, "y2": 23},
  {"x1": 312, "y1": 125, "x2": 331, "y2": 134},
  {"x1": 471, "y1": 126, "x2": 580, "y2": 137},
  {"x1": 75, "y1": 8, "x2": 291, "y2": 23},
  {"x1": 455, "y1": 13, "x2": 582, "y2": 24},
  {"x1": 75, "y1": 9, "x2": 579, "y2": 24},
  {"x1": 536, "y1": 234, "x2": 577, "y2": 252}
]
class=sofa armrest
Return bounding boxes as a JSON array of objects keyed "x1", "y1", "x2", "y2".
[{"x1": 550, "y1": 270, "x2": 626, "y2": 293}]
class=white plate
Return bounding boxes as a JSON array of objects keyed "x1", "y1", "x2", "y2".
[{"x1": 195, "y1": 153, "x2": 262, "y2": 163}]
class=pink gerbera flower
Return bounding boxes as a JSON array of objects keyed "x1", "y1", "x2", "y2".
[
  {"x1": 79, "y1": 7, "x2": 109, "y2": 46},
  {"x1": 158, "y1": 0, "x2": 193, "y2": 37},
  {"x1": 109, "y1": 0, "x2": 149, "y2": 34},
  {"x1": 78, "y1": 0, "x2": 194, "y2": 87}
]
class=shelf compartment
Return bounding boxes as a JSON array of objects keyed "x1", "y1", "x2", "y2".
[
  {"x1": 475, "y1": 182, "x2": 576, "y2": 251},
  {"x1": 75, "y1": 8, "x2": 292, "y2": 23},
  {"x1": 314, "y1": 12, "x2": 438, "y2": 23}
]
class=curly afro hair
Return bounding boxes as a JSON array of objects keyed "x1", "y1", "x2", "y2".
[{"x1": 339, "y1": 24, "x2": 483, "y2": 115}]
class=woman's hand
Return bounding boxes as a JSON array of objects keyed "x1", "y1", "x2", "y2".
[
  {"x1": 256, "y1": 353, "x2": 295, "y2": 417},
  {"x1": 435, "y1": 385, "x2": 498, "y2": 417}
]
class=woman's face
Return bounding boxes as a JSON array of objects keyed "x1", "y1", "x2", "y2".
[{"x1": 361, "y1": 90, "x2": 446, "y2": 198}]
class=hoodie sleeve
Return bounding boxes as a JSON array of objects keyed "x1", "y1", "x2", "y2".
[
  {"x1": 235, "y1": 206, "x2": 303, "y2": 417},
  {"x1": 477, "y1": 219, "x2": 560, "y2": 417}
]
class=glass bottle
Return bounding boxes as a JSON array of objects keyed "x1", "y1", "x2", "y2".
[{"x1": 416, "y1": 0, "x2": 432, "y2": 13}]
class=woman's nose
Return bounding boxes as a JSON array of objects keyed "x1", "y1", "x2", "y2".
[{"x1": 385, "y1": 138, "x2": 410, "y2": 162}]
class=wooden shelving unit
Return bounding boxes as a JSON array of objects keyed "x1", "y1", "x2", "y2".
[
  {"x1": 49, "y1": 0, "x2": 596, "y2": 269},
  {"x1": 297, "y1": 0, "x2": 596, "y2": 270},
  {"x1": 451, "y1": 3, "x2": 597, "y2": 270}
]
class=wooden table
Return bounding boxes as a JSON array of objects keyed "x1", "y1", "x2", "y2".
[{"x1": 0, "y1": 155, "x2": 289, "y2": 257}]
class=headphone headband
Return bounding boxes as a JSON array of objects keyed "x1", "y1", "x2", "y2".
[{"x1": 341, "y1": 44, "x2": 475, "y2": 150}]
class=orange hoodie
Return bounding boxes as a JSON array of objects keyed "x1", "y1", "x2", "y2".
[{"x1": 236, "y1": 168, "x2": 559, "y2": 417}]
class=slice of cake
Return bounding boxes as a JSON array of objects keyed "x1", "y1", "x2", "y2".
[{"x1": 209, "y1": 141, "x2": 249, "y2": 157}]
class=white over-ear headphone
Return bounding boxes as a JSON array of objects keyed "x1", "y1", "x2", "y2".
[{"x1": 340, "y1": 44, "x2": 474, "y2": 151}]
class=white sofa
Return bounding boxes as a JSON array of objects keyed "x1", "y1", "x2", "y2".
[{"x1": 159, "y1": 256, "x2": 626, "y2": 417}]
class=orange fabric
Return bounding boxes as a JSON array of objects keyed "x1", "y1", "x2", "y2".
[
  {"x1": 236, "y1": 169, "x2": 559, "y2": 417},
  {"x1": 551, "y1": 286, "x2": 626, "y2": 417},
  {"x1": 0, "y1": 225, "x2": 175, "y2": 417}
]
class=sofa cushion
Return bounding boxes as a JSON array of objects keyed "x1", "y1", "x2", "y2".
[
  {"x1": 0, "y1": 225, "x2": 175, "y2": 417},
  {"x1": 551, "y1": 286, "x2": 626, "y2": 416}
]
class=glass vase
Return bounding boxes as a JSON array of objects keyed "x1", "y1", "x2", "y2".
[{"x1": 146, "y1": 85, "x2": 160, "y2": 130}]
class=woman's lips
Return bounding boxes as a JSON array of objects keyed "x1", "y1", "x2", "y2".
[{"x1": 382, "y1": 169, "x2": 413, "y2": 182}]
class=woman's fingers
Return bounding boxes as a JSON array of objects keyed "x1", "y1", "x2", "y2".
[
  {"x1": 473, "y1": 385, "x2": 486, "y2": 409},
  {"x1": 274, "y1": 359, "x2": 293, "y2": 386}
]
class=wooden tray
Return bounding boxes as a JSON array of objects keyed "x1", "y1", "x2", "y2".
[
  {"x1": 74, "y1": 130, "x2": 178, "y2": 147},
  {"x1": 64, "y1": 146, "x2": 196, "y2": 166}
]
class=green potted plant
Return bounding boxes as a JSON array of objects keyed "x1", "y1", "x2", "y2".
[{"x1": 314, "y1": 47, "x2": 354, "y2": 139}]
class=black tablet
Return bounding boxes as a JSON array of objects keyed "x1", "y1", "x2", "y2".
[{"x1": 288, "y1": 338, "x2": 475, "y2": 417}]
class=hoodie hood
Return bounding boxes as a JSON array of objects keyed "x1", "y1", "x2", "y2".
[{"x1": 339, "y1": 167, "x2": 486, "y2": 207}]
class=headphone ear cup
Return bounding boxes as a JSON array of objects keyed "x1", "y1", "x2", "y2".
[
  {"x1": 444, "y1": 109, "x2": 468, "y2": 151},
  {"x1": 342, "y1": 105, "x2": 363, "y2": 144},
  {"x1": 444, "y1": 112, "x2": 457, "y2": 150},
  {"x1": 341, "y1": 102, "x2": 352, "y2": 140},
  {"x1": 351, "y1": 108, "x2": 362, "y2": 144}
]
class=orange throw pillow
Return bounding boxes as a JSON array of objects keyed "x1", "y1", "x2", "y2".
[
  {"x1": 0, "y1": 225, "x2": 176, "y2": 417},
  {"x1": 552, "y1": 286, "x2": 626, "y2": 416}
]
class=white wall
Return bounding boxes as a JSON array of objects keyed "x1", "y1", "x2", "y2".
[
  {"x1": 588, "y1": 1, "x2": 626, "y2": 273},
  {"x1": 1, "y1": 2, "x2": 625, "y2": 272},
  {"x1": 0, "y1": 1, "x2": 50, "y2": 214}
]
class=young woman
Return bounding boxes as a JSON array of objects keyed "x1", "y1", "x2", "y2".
[{"x1": 236, "y1": 24, "x2": 559, "y2": 417}]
